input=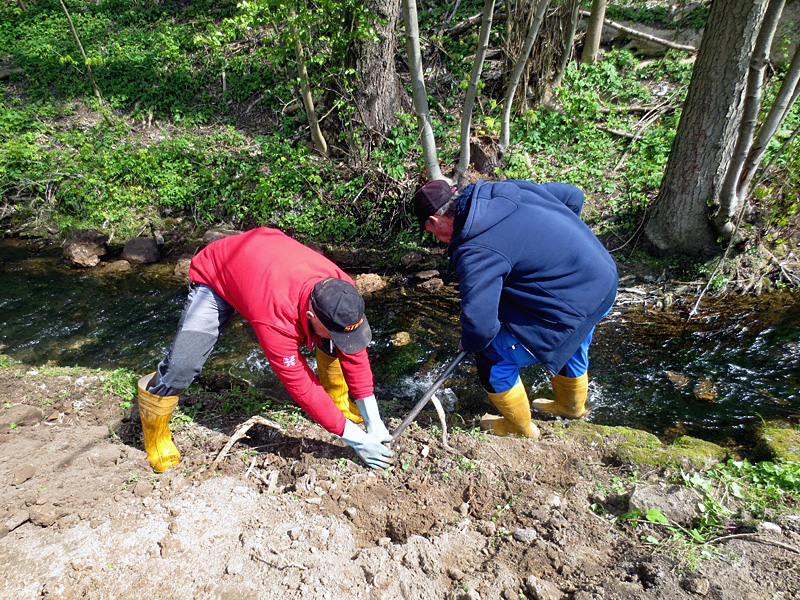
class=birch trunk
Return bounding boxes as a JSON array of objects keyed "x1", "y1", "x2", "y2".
[
  {"x1": 402, "y1": 0, "x2": 443, "y2": 181},
  {"x1": 455, "y1": 0, "x2": 496, "y2": 183},
  {"x1": 715, "y1": 0, "x2": 785, "y2": 237},
  {"x1": 288, "y1": 10, "x2": 327, "y2": 157},
  {"x1": 580, "y1": 0, "x2": 607, "y2": 66},
  {"x1": 500, "y1": 0, "x2": 551, "y2": 149}
]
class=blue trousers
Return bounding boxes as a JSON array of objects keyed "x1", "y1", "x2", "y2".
[{"x1": 475, "y1": 324, "x2": 594, "y2": 394}]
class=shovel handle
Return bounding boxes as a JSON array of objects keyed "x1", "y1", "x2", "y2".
[{"x1": 391, "y1": 350, "x2": 468, "y2": 441}]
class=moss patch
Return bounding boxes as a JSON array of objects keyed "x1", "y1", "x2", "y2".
[
  {"x1": 754, "y1": 427, "x2": 800, "y2": 462},
  {"x1": 554, "y1": 421, "x2": 729, "y2": 469}
]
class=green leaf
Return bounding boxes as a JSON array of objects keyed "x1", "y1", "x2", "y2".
[
  {"x1": 689, "y1": 528, "x2": 705, "y2": 542},
  {"x1": 645, "y1": 508, "x2": 670, "y2": 524},
  {"x1": 619, "y1": 509, "x2": 641, "y2": 522},
  {"x1": 643, "y1": 535, "x2": 661, "y2": 544}
]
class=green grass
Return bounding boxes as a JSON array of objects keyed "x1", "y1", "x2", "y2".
[{"x1": 1, "y1": 0, "x2": 796, "y2": 255}]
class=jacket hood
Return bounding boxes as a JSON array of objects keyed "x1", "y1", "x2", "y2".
[{"x1": 452, "y1": 180, "x2": 520, "y2": 245}]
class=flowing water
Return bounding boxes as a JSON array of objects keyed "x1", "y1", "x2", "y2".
[{"x1": 1, "y1": 238, "x2": 798, "y2": 448}]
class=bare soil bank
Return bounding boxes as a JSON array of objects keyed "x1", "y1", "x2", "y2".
[{"x1": 1, "y1": 363, "x2": 799, "y2": 600}]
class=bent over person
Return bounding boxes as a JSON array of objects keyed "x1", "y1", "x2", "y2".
[
  {"x1": 413, "y1": 179, "x2": 618, "y2": 439},
  {"x1": 137, "y1": 227, "x2": 394, "y2": 472}
]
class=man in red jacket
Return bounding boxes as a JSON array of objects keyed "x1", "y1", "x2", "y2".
[{"x1": 136, "y1": 227, "x2": 394, "y2": 472}]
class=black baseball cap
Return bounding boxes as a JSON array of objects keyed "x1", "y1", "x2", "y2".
[
  {"x1": 412, "y1": 180, "x2": 457, "y2": 228},
  {"x1": 311, "y1": 277, "x2": 372, "y2": 354}
]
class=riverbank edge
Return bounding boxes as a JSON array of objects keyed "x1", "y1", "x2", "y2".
[{"x1": 1, "y1": 356, "x2": 797, "y2": 475}]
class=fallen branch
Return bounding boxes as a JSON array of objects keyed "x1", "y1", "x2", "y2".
[
  {"x1": 0, "y1": 67, "x2": 24, "y2": 79},
  {"x1": 210, "y1": 415, "x2": 284, "y2": 471},
  {"x1": 447, "y1": 3, "x2": 505, "y2": 37},
  {"x1": 579, "y1": 9, "x2": 698, "y2": 52},
  {"x1": 598, "y1": 104, "x2": 677, "y2": 113},
  {"x1": 597, "y1": 125, "x2": 636, "y2": 139}
]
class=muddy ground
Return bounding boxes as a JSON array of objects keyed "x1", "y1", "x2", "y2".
[{"x1": 1, "y1": 362, "x2": 799, "y2": 600}]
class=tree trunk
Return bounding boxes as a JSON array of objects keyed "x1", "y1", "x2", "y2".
[
  {"x1": 402, "y1": 0, "x2": 444, "y2": 181},
  {"x1": 345, "y1": 0, "x2": 403, "y2": 156},
  {"x1": 644, "y1": 0, "x2": 769, "y2": 257},
  {"x1": 500, "y1": 0, "x2": 550, "y2": 149},
  {"x1": 580, "y1": 0, "x2": 606, "y2": 66},
  {"x1": 729, "y1": 42, "x2": 800, "y2": 221},
  {"x1": 715, "y1": 0, "x2": 785, "y2": 237},
  {"x1": 551, "y1": 0, "x2": 580, "y2": 91},
  {"x1": 288, "y1": 10, "x2": 327, "y2": 157},
  {"x1": 455, "y1": 0, "x2": 496, "y2": 184}
]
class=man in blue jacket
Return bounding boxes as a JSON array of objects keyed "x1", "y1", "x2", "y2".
[{"x1": 413, "y1": 179, "x2": 618, "y2": 438}]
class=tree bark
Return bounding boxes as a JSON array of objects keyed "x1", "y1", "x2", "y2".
[
  {"x1": 580, "y1": 0, "x2": 607, "y2": 65},
  {"x1": 644, "y1": 0, "x2": 769, "y2": 257},
  {"x1": 402, "y1": 0, "x2": 444, "y2": 181},
  {"x1": 345, "y1": 0, "x2": 403, "y2": 154}
]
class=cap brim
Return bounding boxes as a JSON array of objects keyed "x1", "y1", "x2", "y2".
[{"x1": 328, "y1": 317, "x2": 372, "y2": 354}]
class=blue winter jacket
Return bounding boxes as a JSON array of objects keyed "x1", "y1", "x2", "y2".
[{"x1": 449, "y1": 179, "x2": 618, "y2": 374}]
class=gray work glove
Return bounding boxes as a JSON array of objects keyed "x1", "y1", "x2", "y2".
[
  {"x1": 354, "y1": 395, "x2": 392, "y2": 443},
  {"x1": 340, "y1": 420, "x2": 395, "y2": 469}
]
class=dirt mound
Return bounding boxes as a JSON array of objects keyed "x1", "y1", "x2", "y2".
[{"x1": 1, "y1": 364, "x2": 798, "y2": 600}]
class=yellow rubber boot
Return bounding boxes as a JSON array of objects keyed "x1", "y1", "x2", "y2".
[
  {"x1": 479, "y1": 380, "x2": 540, "y2": 438},
  {"x1": 315, "y1": 348, "x2": 362, "y2": 423},
  {"x1": 137, "y1": 373, "x2": 181, "y2": 473},
  {"x1": 531, "y1": 373, "x2": 589, "y2": 419}
]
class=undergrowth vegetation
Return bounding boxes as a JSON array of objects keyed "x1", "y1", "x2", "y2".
[
  {"x1": 0, "y1": 0, "x2": 798, "y2": 256},
  {"x1": 604, "y1": 458, "x2": 800, "y2": 567}
]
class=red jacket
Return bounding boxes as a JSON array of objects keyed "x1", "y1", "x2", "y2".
[{"x1": 188, "y1": 227, "x2": 373, "y2": 435}]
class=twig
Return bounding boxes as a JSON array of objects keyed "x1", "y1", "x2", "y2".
[
  {"x1": 751, "y1": 122, "x2": 800, "y2": 189},
  {"x1": 761, "y1": 244, "x2": 800, "y2": 286},
  {"x1": 210, "y1": 415, "x2": 284, "y2": 471},
  {"x1": 252, "y1": 545, "x2": 309, "y2": 570},
  {"x1": 688, "y1": 198, "x2": 750, "y2": 320},
  {"x1": 616, "y1": 87, "x2": 685, "y2": 170},
  {"x1": 438, "y1": 0, "x2": 463, "y2": 36},
  {"x1": 707, "y1": 532, "x2": 800, "y2": 555},
  {"x1": 244, "y1": 455, "x2": 258, "y2": 479}
]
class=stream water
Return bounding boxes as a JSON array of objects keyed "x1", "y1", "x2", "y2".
[{"x1": 1, "y1": 238, "x2": 798, "y2": 449}]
